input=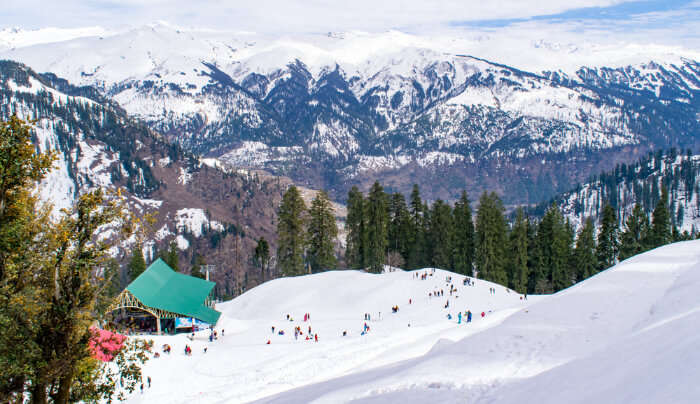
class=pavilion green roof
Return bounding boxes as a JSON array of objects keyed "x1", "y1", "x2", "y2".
[{"x1": 126, "y1": 258, "x2": 221, "y2": 324}]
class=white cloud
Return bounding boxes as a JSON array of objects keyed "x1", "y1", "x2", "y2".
[{"x1": 2, "y1": 0, "x2": 635, "y2": 32}]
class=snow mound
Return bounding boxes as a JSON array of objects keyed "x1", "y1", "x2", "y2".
[
  {"x1": 256, "y1": 241, "x2": 700, "y2": 403},
  {"x1": 124, "y1": 268, "x2": 529, "y2": 403}
]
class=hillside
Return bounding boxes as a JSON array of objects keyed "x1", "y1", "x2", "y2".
[
  {"x1": 535, "y1": 150, "x2": 700, "y2": 233},
  {"x1": 0, "y1": 60, "x2": 290, "y2": 295},
  {"x1": 116, "y1": 240, "x2": 700, "y2": 403},
  {"x1": 3, "y1": 25, "x2": 699, "y2": 203},
  {"x1": 122, "y1": 267, "x2": 532, "y2": 403}
]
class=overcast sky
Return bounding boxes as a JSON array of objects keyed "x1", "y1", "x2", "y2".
[{"x1": 2, "y1": 0, "x2": 699, "y2": 49}]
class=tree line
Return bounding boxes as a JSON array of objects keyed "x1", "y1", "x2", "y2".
[{"x1": 276, "y1": 178, "x2": 693, "y2": 296}]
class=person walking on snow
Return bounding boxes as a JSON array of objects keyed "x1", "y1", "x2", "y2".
[
  {"x1": 314, "y1": 334, "x2": 318, "y2": 342},
  {"x1": 467, "y1": 310, "x2": 472, "y2": 323},
  {"x1": 147, "y1": 376, "x2": 151, "y2": 388},
  {"x1": 458, "y1": 311, "x2": 462, "y2": 324}
]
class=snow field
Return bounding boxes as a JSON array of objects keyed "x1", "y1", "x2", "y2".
[
  {"x1": 256, "y1": 240, "x2": 700, "y2": 403},
  {"x1": 123, "y1": 268, "x2": 532, "y2": 403}
]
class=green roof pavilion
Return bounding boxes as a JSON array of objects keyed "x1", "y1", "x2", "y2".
[{"x1": 108, "y1": 258, "x2": 221, "y2": 333}]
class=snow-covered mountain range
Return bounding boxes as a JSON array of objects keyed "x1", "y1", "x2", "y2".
[{"x1": 2, "y1": 24, "x2": 699, "y2": 202}]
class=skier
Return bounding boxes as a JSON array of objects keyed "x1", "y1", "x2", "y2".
[
  {"x1": 467, "y1": 310, "x2": 472, "y2": 323},
  {"x1": 314, "y1": 334, "x2": 318, "y2": 342},
  {"x1": 271, "y1": 326, "x2": 275, "y2": 333},
  {"x1": 147, "y1": 376, "x2": 151, "y2": 388},
  {"x1": 481, "y1": 311, "x2": 485, "y2": 318},
  {"x1": 266, "y1": 339, "x2": 271, "y2": 345},
  {"x1": 458, "y1": 312, "x2": 462, "y2": 324}
]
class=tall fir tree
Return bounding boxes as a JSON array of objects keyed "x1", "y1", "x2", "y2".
[
  {"x1": 345, "y1": 186, "x2": 366, "y2": 269},
  {"x1": 618, "y1": 204, "x2": 650, "y2": 261},
  {"x1": 552, "y1": 218, "x2": 574, "y2": 291},
  {"x1": 407, "y1": 184, "x2": 426, "y2": 269},
  {"x1": 535, "y1": 205, "x2": 573, "y2": 292},
  {"x1": 277, "y1": 186, "x2": 307, "y2": 276},
  {"x1": 429, "y1": 199, "x2": 454, "y2": 270},
  {"x1": 596, "y1": 203, "x2": 619, "y2": 271},
  {"x1": 164, "y1": 241, "x2": 179, "y2": 271},
  {"x1": 572, "y1": 218, "x2": 597, "y2": 282},
  {"x1": 128, "y1": 246, "x2": 147, "y2": 280},
  {"x1": 365, "y1": 182, "x2": 389, "y2": 273},
  {"x1": 307, "y1": 191, "x2": 338, "y2": 272},
  {"x1": 253, "y1": 237, "x2": 271, "y2": 281},
  {"x1": 475, "y1": 192, "x2": 508, "y2": 285},
  {"x1": 507, "y1": 208, "x2": 529, "y2": 293},
  {"x1": 452, "y1": 191, "x2": 475, "y2": 276},
  {"x1": 650, "y1": 185, "x2": 671, "y2": 248},
  {"x1": 190, "y1": 254, "x2": 206, "y2": 279},
  {"x1": 387, "y1": 192, "x2": 411, "y2": 265}
]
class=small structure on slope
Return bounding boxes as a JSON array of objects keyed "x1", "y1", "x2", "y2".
[{"x1": 107, "y1": 258, "x2": 221, "y2": 334}]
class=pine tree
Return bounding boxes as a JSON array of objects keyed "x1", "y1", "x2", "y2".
[
  {"x1": 573, "y1": 218, "x2": 596, "y2": 282},
  {"x1": 650, "y1": 185, "x2": 671, "y2": 248},
  {"x1": 164, "y1": 241, "x2": 179, "y2": 271},
  {"x1": 551, "y1": 218, "x2": 574, "y2": 291},
  {"x1": 596, "y1": 203, "x2": 619, "y2": 271},
  {"x1": 407, "y1": 184, "x2": 426, "y2": 269},
  {"x1": 277, "y1": 186, "x2": 307, "y2": 276},
  {"x1": 618, "y1": 204, "x2": 650, "y2": 261},
  {"x1": 429, "y1": 199, "x2": 454, "y2": 270},
  {"x1": 307, "y1": 191, "x2": 338, "y2": 272},
  {"x1": 452, "y1": 191, "x2": 475, "y2": 276},
  {"x1": 190, "y1": 254, "x2": 206, "y2": 279},
  {"x1": 365, "y1": 182, "x2": 388, "y2": 273},
  {"x1": 475, "y1": 192, "x2": 508, "y2": 285},
  {"x1": 507, "y1": 208, "x2": 529, "y2": 293},
  {"x1": 128, "y1": 246, "x2": 147, "y2": 280},
  {"x1": 387, "y1": 192, "x2": 411, "y2": 265},
  {"x1": 345, "y1": 186, "x2": 366, "y2": 269},
  {"x1": 253, "y1": 238, "x2": 271, "y2": 281}
]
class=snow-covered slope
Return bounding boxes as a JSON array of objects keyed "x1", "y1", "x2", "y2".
[
  {"x1": 3, "y1": 24, "x2": 699, "y2": 202},
  {"x1": 124, "y1": 268, "x2": 531, "y2": 403},
  {"x1": 121, "y1": 240, "x2": 700, "y2": 403},
  {"x1": 252, "y1": 241, "x2": 700, "y2": 403}
]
